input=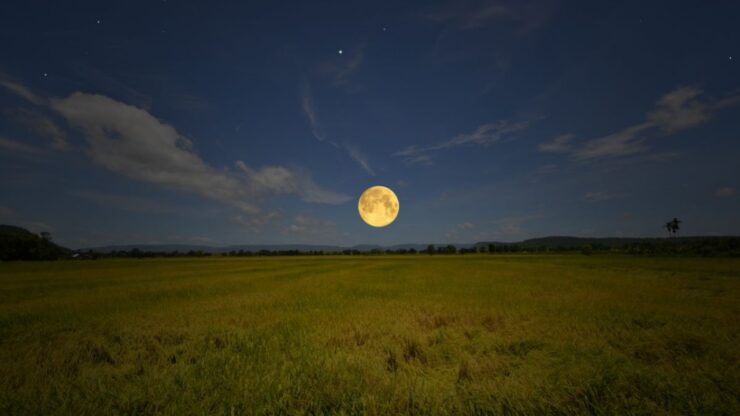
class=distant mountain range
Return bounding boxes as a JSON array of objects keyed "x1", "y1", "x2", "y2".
[{"x1": 83, "y1": 236, "x2": 737, "y2": 253}]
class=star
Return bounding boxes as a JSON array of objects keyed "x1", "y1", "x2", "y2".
[
  {"x1": 338, "y1": 49, "x2": 343, "y2": 55},
  {"x1": 730, "y1": 56, "x2": 733, "y2": 61},
  {"x1": 96, "y1": 19, "x2": 102, "y2": 24},
  {"x1": 382, "y1": 27, "x2": 387, "y2": 31},
  {"x1": 43, "y1": 73, "x2": 48, "y2": 77}
]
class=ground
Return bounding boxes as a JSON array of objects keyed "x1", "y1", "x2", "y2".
[{"x1": 0, "y1": 255, "x2": 738, "y2": 415}]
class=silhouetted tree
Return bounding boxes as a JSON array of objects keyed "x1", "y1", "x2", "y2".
[
  {"x1": 665, "y1": 218, "x2": 682, "y2": 237},
  {"x1": 671, "y1": 217, "x2": 681, "y2": 237}
]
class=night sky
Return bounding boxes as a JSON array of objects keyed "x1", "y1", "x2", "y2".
[{"x1": 1, "y1": 0, "x2": 739, "y2": 248}]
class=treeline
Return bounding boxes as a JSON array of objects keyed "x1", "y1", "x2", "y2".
[
  {"x1": 621, "y1": 237, "x2": 740, "y2": 257},
  {"x1": 95, "y1": 248, "x2": 214, "y2": 259},
  {"x1": 17, "y1": 240, "x2": 740, "y2": 260},
  {"x1": 3, "y1": 224, "x2": 740, "y2": 260},
  {"x1": 90, "y1": 238, "x2": 740, "y2": 257},
  {"x1": 483, "y1": 238, "x2": 740, "y2": 257}
]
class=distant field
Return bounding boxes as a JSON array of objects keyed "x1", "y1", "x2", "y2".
[{"x1": 0, "y1": 255, "x2": 738, "y2": 415}]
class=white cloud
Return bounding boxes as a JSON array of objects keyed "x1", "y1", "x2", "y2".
[
  {"x1": 574, "y1": 123, "x2": 653, "y2": 160},
  {"x1": 49, "y1": 92, "x2": 269, "y2": 214},
  {"x1": 716, "y1": 187, "x2": 736, "y2": 197},
  {"x1": 568, "y1": 86, "x2": 739, "y2": 160},
  {"x1": 538, "y1": 133, "x2": 574, "y2": 153},
  {"x1": 394, "y1": 120, "x2": 531, "y2": 165},
  {"x1": 1, "y1": 80, "x2": 350, "y2": 226},
  {"x1": 448, "y1": 121, "x2": 529, "y2": 146},
  {"x1": 234, "y1": 161, "x2": 350, "y2": 205},
  {"x1": 647, "y1": 86, "x2": 709, "y2": 133}
]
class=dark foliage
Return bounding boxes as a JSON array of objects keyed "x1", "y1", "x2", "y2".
[
  {"x1": 0, "y1": 225, "x2": 71, "y2": 261},
  {"x1": 478, "y1": 236, "x2": 740, "y2": 257}
]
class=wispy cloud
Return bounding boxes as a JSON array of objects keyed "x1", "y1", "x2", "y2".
[
  {"x1": 0, "y1": 78, "x2": 45, "y2": 105},
  {"x1": 0, "y1": 137, "x2": 42, "y2": 154},
  {"x1": 233, "y1": 161, "x2": 350, "y2": 205},
  {"x1": 540, "y1": 87, "x2": 740, "y2": 160},
  {"x1": 538, "y1": 133, "x2": 574, "y2": 153},
  {"x1": 344, "y1": 143, "x2": 375, "y2": 176},
  {"x1": 301, "y1": 84, "x2": 331, "y2": 144},
  {"x1": 394, "y1": 120, "x2": 531, "y2": 165},
  {"x1": 574, "y1": 122, "x2": 653, "y2": 160},
  {"x1": 301, "y1": 84, "x2": 375, "y2": 176},
  {"x1": 646, "y1": 87, "x2": 710, "y2": 133},
  {"x1": 1, "y1": 79, "x2": 350, "y2": 227}
]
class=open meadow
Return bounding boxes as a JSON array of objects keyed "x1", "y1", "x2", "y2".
[{"x1": 0, "y1": 255, "x2": 738, "y2": 415}]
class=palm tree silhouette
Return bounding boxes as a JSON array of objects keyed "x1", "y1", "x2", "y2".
[
  {"x1": 664, "y1": 218, "x2": 682, "y2": 237},
  {"x1": 671, "y1": 217, "x2": 681, "y2": 237}
]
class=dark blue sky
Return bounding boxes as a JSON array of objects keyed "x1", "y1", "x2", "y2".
[{"x1": 1, "y1": 0, "x2": 739, "y2": 248}]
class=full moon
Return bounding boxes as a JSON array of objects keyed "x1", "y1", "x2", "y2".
[{"x1": 358, "y1": 185, "x2": 399, "y2": 227}]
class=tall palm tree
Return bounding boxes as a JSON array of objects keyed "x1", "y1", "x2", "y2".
[
  {"x1": 665, "y1": 221, "x2": 674, "y2": 237},
  {"x1": 671, "y1": 217, "x2": 681, "y2": 237}
]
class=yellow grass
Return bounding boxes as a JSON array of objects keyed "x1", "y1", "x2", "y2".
[{"x1": 0, "y1": 255, "x2": 738, "y2": 414}]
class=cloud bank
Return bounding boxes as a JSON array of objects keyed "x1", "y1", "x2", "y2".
[{"x1": 1, "y1": 79, "x2": 350, "y2": 224}]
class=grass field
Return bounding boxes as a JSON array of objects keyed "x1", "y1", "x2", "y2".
[{"x1": 0, "y1": 255, "x2": 738, "y2": 415}]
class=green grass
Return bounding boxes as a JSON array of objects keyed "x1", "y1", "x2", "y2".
[{"x1": 0, "y1": 255, "x2": 738, "y2": 415}]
